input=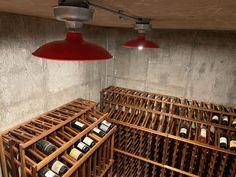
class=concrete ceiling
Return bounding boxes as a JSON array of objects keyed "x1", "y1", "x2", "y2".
[{"x1": 1, "y1": 0, "x2": 236, "y2": 30}]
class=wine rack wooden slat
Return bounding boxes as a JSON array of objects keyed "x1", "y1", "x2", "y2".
[
  {"x1": 101, "y1": 86, "x2": 236, "y2": 177},
  {"x1": 102, "y1": 86, "x2": 236, "y2": 115},
  {"x1": 0, "y1": 98, "x2": 115, "y2": 177}
]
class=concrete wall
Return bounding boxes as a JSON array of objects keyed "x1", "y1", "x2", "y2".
[
  {"x1": 105, "y1": 29, "x2": 236, "y2": 106},
  {"x1": 0, "y1": 12, "x2": 236, "y2": 131},
  {"x1": 0, "y1": 13, "x2": 107, "y2": 131}
]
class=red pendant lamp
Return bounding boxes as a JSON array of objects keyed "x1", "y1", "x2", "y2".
[
  {"x1": 32, "y1": 1, "x2": 112, "y2": 61},
  {"x1": 123, "y1": 20, "x2": 159, "y2": 50},
  {"x1": 32, "y1": 32, "x2": 112, "y2": 61},
  {"x1": 123, "y1": 34, "x2": 159, "y2": 49}
]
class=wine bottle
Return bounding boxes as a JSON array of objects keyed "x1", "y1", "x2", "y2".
[
  {"x1": 75, "y1": 141, "x2": 90, "y2": 153},
  {"x1": 193, "y1": 109, "x2": 198, "y2": 120},
  {"x1": 178, "y1": 106, "x2": 182, "y2": 116},
  {"x1": 83, "y1": 136, "x2": 96, "y2": 147},
  {"x1": 69, "y1": 147, "x2": 83, "y2": 160},
  {"x1": 199, "y1": 124, "x2": 207, "y2": 143},
  {"x1": 201, "y1": 150, "x2": 211, "y2": 176},
  {"x1": 229, "y1": 133, "x2": 236, "y2": 151},
  {"x1": 232, "y1": 117, "x2": 236, "y2": 128},
  {"x1": 39, "y1": 167, "x2": 59, "y2": 177},
  {"x1": 50, "y1": 160, "x2": 68, "y2": 175},
  {"x1": 220, "y1": 133, "x2": 228, "y2": 149},
  {"x1": 190, "y1": 122, "x2": 196, "y2": 140},
  {"x1": 210, "y1": 126, "x2": 215, "y2": 145},
  {"x1": 99, "y1": 120, "x2": 112, "y2": 133},
  {"x1": 186, "y1": 107, "x2": 190, "y2": 118},
  {"x1": 180, "y1": 121, "x2": 188, "y2": 138},
  {"x1": 222, "y1": 115, "x2": 229, "y2": 125},
  {"x1": 71, "y1": 121, "x2": 86, "y2": 131},
  {"x1": 211, "y1": 115, "x2": 219, "y2": 124},
  {"x1": 92, "y1": 127, "x2": 105, "y2": 137},
  {"x1": 36, "y1": 140, "x2": 57, "y2": 155},
  {"x1": 193, "y1": 147, "x2": 202, "y2": 174}
]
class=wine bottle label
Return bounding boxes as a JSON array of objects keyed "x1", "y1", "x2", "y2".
[
  {"x1": 128, "y1": 108, "x2": 131, "y2": 113},
  {"x1": 212, "y1": 115, "x2": 219, "y2": 121},
  {"x1": 100, "y1": 124, "x2": 109, "y2": 132},
  {"x1": 230, "y1": 140, "x2": 236, "y2": 147},
  {"x1": 102, "y1": 120, "x2": 111, "y2": 127},
  {"x1": 93, "y1": 127, "x2": 101, "y2": 134},
  {"x1": 191, "y1": 123, "x2": 196, "y2": 129},
  {"x1": 200, "y1": 129, "x2": 207, "y2": 138},
  {"x1": 232, "y1": 119, "x2": 236, "y2": 124},
  {"x1": 210, "y1": 126, "x2": 215, "y2": 133},
  {"x1": 220, "y1": 137, "x2": 227, "y2": 144},
  {"x1": 154, "y1": 101, "x2": 157, "y2": 107},
  {"x1": 69, "y1": 148, "x2": 82, "y2": 160},
  {"x1": 222, "y1": 116, "x2": 228, "y2": 121},
  {"x1": 83, "y1": 137, "x2": 94, "y2": 146},
  {"x1": 75, "y1": 121, "x2": 84, "y2": 128},
  {"x1": 77, "y1": 142, "x2": 86, "y2": 150},
  {"x1": 180, "y1": 128, "x2": 187, "y2": 134},
  {"x1": 45, "y1": 170, "x2": 57, "y2": 177},
  {"x1": 44, "y1": 143, "x2": 53, "y2": 152},
  {"x1": 152, "y1": 113, "x2": 155, "y2": 118},
  {"x1": 51, "y1": 160, "x2": 64, "y2": 174}
]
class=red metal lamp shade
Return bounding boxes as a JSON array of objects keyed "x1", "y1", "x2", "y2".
[
  {"x1": 32, "y1": 32, "x2": 112, "y2": 61},
  {"x1": 123, "y1": 34, "x2": 159, "y2": 49}
]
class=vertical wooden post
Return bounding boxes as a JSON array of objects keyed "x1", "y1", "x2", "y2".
[
  {"x1": 0, "y1": 135, "x2": 8, "y2": 177},
  {"x1": 109, "y1": 133, "x2": 115, "y2": 177},
  {"x1": 19, "y1": 145, "x2": 26, "y2": 177}
]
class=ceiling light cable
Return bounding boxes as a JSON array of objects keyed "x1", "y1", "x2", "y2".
[
  {"x1": 88, "y1": 1, "x2": 159, "y2": 49},
  {"x1": 89, "y1": 2, "x2": 139, "y2": 21}
]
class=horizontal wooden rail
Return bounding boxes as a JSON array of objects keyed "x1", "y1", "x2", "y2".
[
  {"x1": 108, "y1": 118, "x2": 236, "y2": 156},
  {"x1": 115, "y1": 149, "x2": 199, "y2": 177},
  {"x1": 103, "y1": 86, "x2": 236, "y2": 115},
  {"x1": 104, "y1": 100, "x2": 236, "y2": 131}
]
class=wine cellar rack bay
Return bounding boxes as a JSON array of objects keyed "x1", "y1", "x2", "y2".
[
  {"x1": 0, "y1": 86, "x2": 235, "y2": 177},
  {"x1": 0, "y1": 98, "x2": 116, "y2": 177},
  {"x1": 100, "y1": 86, "x2": 236, "y2": 177}
]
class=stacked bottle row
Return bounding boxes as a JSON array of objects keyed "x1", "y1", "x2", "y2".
[
  {"x1": 101, "y1": 86, "x2": 236, "y2": 129},
  {"x1": 39, "y1": 133, "x2": 114, "y2": 177},
  {"x1": 101, "y1": 87, "x2": 236, "y2": 152},
  {"x1": 100, "y1": 86, "x2": 236, "y2": 177},
  {"x1": 28, "y1": 118, "x2": 112, "y2": 164},
  {"x1": 114, "y1": 124, "x2": 236, "y2": 177},
  {"x1": 0, "y1": 98, "x2": 115, "y2": 177},
  {"x1": 102, "y1": 86, "x2": 236, "y2": 113}
]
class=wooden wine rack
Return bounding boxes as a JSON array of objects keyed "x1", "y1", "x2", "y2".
[
  {"x1": 0, "y1": 98, "x2": 116, "y2": 177},
  {"x1": 100, "y1": 86, "x2": 236, "y2": 177}
]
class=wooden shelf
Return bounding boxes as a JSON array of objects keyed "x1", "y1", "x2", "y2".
[
  {"x1": 102, "y1": 86, "x2": 236, "y2": 115},
  {"x1": 0, "y1": 98, "x2": 115, "y2": 177},
  {"x1": 103, "y1": 100, "x2": 236, "y2": 132},
  {"x1": 101, "y1": 86, "x2": 236, "y2": 177},
  {"x1": 108, "y1": 118, "x2": 236, "y2": 156}
]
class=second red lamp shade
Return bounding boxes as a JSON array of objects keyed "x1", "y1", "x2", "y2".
[{"x1": 123, "y1": 34, "x2": 159, "y2": 50}]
